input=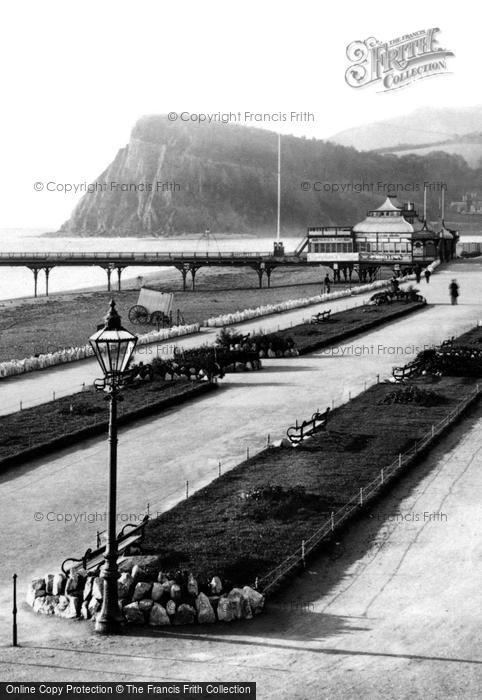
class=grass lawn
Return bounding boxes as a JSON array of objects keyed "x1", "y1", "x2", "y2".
[
  {"x1": 143, "y1": 374, "x2": 477, "y2": 587},
  {"x1": 0, "y1": 378, "x2": 212, "y2": 463},
  {"x1": 271, "y1": 300, "x2": 427, "y2": 354}
]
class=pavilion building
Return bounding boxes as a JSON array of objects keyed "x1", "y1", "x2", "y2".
[{"x1": 305, "y1": 196, "x2": 457, "y2": 280}]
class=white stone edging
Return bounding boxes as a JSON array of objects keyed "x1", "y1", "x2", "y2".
[
  {"x1": 202, "y1": 274, "x2": 423, "y2": 328},
  {"x1": 0, "y1": 324, "x2": 200, "y2": 379}
]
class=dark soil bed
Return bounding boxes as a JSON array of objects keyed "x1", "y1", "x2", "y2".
[
  {"x1": 0, "y1": 378, "x2": 215, "y2": 468},
  {"x1": 143, "y1": 374, "x2": 476, "y2": 586},
  {"x1": 280, "y1": 300, "x2": 427, "y2": 354}
]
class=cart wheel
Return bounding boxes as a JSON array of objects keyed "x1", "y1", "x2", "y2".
[
  {"x1": 128, "y1": 305, "x2": 149, "y2": 325},
  {"x1": 150, "y1": 311, "x2": 169, "y2": 328}
]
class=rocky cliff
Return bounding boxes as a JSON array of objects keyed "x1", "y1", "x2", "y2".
[{"x1": 60, "y1": 115, "x2": 479, "y2": 237}]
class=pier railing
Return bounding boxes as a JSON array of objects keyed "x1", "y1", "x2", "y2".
[{"x1": 0, "y1": 251, "x2": 275, "y2": 261}]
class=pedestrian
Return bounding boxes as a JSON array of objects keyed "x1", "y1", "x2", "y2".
[
  {"x1": 415, "y1": 267, "x2": 421, "y2": 284},
  {"x1": 323, "y1": 274, "x2": 331, "y2": 294},
  {"x1": 449, "y1": 279, "x2": 459, "y2": 305},
  {"x1": 424, "y1": 269, "x2": 431, "y2": 284}
]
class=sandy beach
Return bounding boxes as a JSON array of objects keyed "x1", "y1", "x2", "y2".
[{"x1": 0, "y1": 264, "x2": 341, "y2": 362}]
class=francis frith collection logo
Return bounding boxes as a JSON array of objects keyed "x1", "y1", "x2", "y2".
[{"x1": 345, "y1": 28, "x2": 454, "y2": 91}]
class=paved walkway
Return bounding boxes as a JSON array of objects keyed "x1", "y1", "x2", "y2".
[
  {"x1": 0, "y1": 289, "x2": 370, "y2": 414},
  {"x1": 1, "y1": 404, "x2": 481, "y2": 697},
  {"x1": 0, "y1": 260, "x2": 481, "y2": 697}
]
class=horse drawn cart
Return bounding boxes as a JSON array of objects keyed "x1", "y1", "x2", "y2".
[{"x1": 128, "y1": 287, "x2": 184, "y2": 328}]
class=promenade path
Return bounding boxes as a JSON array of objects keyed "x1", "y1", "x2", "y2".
[
  {"x1": 0, "y1": 287, "x2": 373, "y2": 415},
  {"x1": 2, "y1": 405, "x2": 480, "y2": 698},
  {"x1": 0, "y1": 260, "x2": 481, "y2": 696}
]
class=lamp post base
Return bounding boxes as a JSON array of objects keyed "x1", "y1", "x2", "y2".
[
  {"x1": 94, "y1": 560, "x2": 124, "y2": 635},
  {"x1": 94, "y1": 613, "x2": 125, "y2": 635}
]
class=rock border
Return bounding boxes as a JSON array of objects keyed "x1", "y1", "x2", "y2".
[{"x1": 26, "y1": 564, "x2": 264, "y2": 628}]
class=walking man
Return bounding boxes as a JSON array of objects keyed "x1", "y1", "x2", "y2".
[
  {"x1": 449, "y1": 279, "x2": 459, "y2": 305},
  {"x1": 324, "y1": 274, "x2": 331, "y2": 294},
  {"x1": 424, "y1": 269, "x2": 431, "y2": 284}
]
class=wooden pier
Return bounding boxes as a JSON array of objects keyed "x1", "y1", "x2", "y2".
[{"x1": 0, "y1": 250, "x2": 311, "y2": 296}]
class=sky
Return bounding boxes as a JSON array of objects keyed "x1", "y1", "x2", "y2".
[{"x1": 0, "y1": 0, "x2": 478, "y2": 228}]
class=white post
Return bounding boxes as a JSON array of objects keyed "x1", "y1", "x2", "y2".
[
  {"x1": 399, "y1": 453, "x2": 402, "y2": 468},
  {"x1": 359, "y1": 488, "x2": 363, "y2": 506},
  {"x1": 380, "y1": 468, "x2": 384, "y2": 484},
  {"x1": 331, "y1": 511, "x2": 335, "y2": 531},
  {"x1": 301, "y1": 539, "x2": 306, "y2": 567},
  {"x1": 277, "y1": 133, "x2": 281, "y2": 242}
]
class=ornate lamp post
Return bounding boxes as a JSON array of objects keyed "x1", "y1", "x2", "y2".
[{"x1": 89, "y1": 300, "x2": 137, "y2": 634}]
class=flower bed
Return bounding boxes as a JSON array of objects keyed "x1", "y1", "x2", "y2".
[
  {"x1": 0, "y1": 323, "x2": 200, "y2": 379},
  {"x1": 215, "y1": 299, "x2": 426, "y2": 359},
  {"x1": 0, "y1": 378, "x2": 216, "y2": 470},
  {"x1": 138, "y1": 373, "x2": 474, "y2": 588}
]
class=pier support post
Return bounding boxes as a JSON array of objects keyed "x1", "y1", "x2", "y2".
[
  {"x1": 175, "y1": 264, "x2": 190, "y2": 291},
  {"x1": 265, "y1": 266, "x2": 273, "y2": 288},
  {"x1": 189, "y1": 264, "x2": 201, "y2": 291},
  {"x1": 258, "y1": 269, "x2": 263, "y2": 288},
  {"x1": 116, "y1": 267, "x2": 125, "y2": 291},
  {"x1": 249, "y1": 262, "x2": 265, "y2": 289},
  {"x1": 44, "y1": 267, "x2": 53, "y2": 297},
  {"x1": 101, "y1": 266, "x2": 113, "y2": 292},
  {"x1": 28, "y1": 267, "x2": 39, "y2": 297}
]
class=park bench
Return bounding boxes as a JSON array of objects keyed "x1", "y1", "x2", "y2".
[
  {"x1": 369, "y1": 291, "x2": 392, "y2": 305},
  {"x1": 310, "y1": 309, "x2": 331, "y2": 324},
  {"x1": 61, "y1": 514, "x2": 149, "y2": 575},
  {"x1": 287, "y1": 407, "x2": 330, "y2": 445},
  {"x1": 392, "y1": 359, "x2": 423, "y2": 382}
]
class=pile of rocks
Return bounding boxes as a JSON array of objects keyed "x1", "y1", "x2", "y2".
[
  {"x1": 380, "y1": 385, "x2": 446, "y2": 407},
  {"x1": 26, "y1": 566, "x2": 265, "y2": 627}
]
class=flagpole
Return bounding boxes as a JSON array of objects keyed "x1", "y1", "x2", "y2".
[
  {"x1": 423, "y1": 185, "x2": 427, "y2": 222},
  {"x1": 277, "y1": 133, "x2": 281, "y2": 241},
  {"x1": 441, "y1": 187, "x2": 445, "y2": 223}
]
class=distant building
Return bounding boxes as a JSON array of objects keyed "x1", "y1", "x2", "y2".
[
  {"x1": 306, "y1": 196, "x2": 457, "y2": 279},
  {"x1": 450, "y1": 192, "x2": 482, "y2": 214}
]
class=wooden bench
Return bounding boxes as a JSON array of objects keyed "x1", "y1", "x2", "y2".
[
  {"x1": 369, "y1": 292, "x2": 391, "y2": 306},
  {"x1": 287, "y1": 408, "x2": 330, "y2": 444},
  {"x1": 392, "y1": 360, "x2": 423, "y2": 382},
  {"x1": 61, "y1": 514, "x2": 149, "y2": 575},
  {"x1": 310, "y1": 309, "x2": 331, "y2": 324},
  {"x1": 440, "y1": 336, "x2": 455, "y2": 347}
]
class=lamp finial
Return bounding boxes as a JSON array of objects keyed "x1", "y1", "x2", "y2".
[{"x1": 104, "y1": 299, "x2": 122, "y2": 330}]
